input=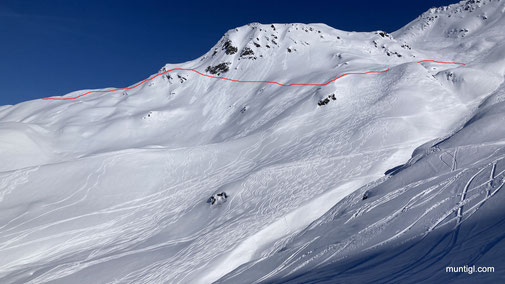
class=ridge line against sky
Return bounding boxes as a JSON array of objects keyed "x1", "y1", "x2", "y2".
[{"x1": 0, "y1": 0, "x2": 457, "y2": 105}]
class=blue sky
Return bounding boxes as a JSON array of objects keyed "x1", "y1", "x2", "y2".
[{"x1": 0, "y1": 0, "x2": 457, "y2": 105}]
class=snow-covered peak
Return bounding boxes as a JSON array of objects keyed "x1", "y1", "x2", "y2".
[
  {"x1": 394, "y1": 0, "x2": 505, "y2": 47},
  {"x1": 0, "y1": 22, "x2": 428, "y2": 171},
  {"x1": 159, "y1": 23, "x2": 415, "y2": 78},
  {"x1": 2, "y1": 2, "x2": 505, "y2": 283}
]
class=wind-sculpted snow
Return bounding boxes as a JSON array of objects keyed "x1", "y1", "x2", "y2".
[
  {"x1": 1, "y1": 1, "x2": 505, "y2": 283},
  {"x1": 218, "y1": 81, "x2": 505, "y2": 283}
]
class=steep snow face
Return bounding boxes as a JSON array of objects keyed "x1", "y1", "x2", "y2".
[
  {"x1": 217, "y1": 81, "x2": 505, "y2": 284},
  {"x1": 395, "y1": 0, "x2": 505, "y2": 40},
  {"x1": 214, "y1": 2, "x2": 505, "y2": 283},
  {"x1": 394, "y1": 0, "x2": 505, "y2": 66},
  {"x1": 1, "y1": 1, "x2": 505, "y2": 283}
]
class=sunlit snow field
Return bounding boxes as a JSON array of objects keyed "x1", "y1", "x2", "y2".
[{"x1": 1, "y1": 0, "x2": 505, "y2": 283}]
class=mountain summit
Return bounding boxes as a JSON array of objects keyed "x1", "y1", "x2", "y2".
[{"x1": 1, "y1": 0, "x2": 505, "y2": 283}]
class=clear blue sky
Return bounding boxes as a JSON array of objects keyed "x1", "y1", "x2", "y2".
[{"x1": 0, "y1": 0, "x2": 457, "y2": 105}]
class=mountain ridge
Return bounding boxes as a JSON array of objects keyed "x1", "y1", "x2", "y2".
[{"x1": 1, "y1": 0, "x2": 505, "y2": 283}]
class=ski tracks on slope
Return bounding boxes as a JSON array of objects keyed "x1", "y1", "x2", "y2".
[{"x1": 262, "y1": 144, "x2": 505, "y2": 283}]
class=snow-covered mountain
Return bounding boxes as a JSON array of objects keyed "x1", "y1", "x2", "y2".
[{"x1": 1, "y1": 0, "x2": 505, "y2": 283}]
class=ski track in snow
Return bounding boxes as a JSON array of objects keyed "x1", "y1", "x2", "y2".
[
  {"x1": 0, "y1": 118, "x2": 432, "y2": 283},
  {"x1": 266, "y1": 145, "x2": 505, "y2": 283},
  {"x1": 3, "y1": 5, "x2": 505, "y2": 282}
]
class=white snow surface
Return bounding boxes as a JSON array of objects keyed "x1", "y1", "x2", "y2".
[{"x1": 1, "y1": 0, "x2": 505, "y2": 283}]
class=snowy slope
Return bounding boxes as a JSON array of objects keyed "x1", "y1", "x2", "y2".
[
  {"x1": 217, "y1": 81, "x2": 505, "y2": 284},
  {"x1": 1, "y1": 0, "x2": 505, "y2": 283},
  {"x1": 216, "y1": 1, "x2": 505, "y2": 283}
]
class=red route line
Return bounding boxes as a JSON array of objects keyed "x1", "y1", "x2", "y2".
[{"x1": 42, "y1": 60, "x2": 465, "y2": 101}]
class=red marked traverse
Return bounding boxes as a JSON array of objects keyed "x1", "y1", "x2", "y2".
[
  {"x1": 42, "y1": 68, "x2": 389, "y2": 101},
  {"x1": 42, "y1": 60, "x2": 465, "y2": 101}
]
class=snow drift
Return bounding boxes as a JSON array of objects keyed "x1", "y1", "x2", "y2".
[{"x1": 1, "y1": 0, "x2": 505, "y2": 283}]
